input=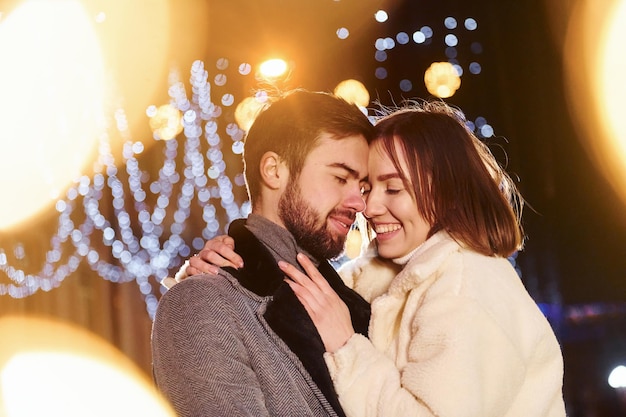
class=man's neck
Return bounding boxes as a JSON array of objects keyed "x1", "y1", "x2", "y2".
[{"x1": 250, "y1": 206, "x2": 285, "y2": 230}]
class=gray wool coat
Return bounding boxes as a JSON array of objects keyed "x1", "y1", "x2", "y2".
[{"x1": 151, "y1": 215, "x2": 371, "y2": 416}]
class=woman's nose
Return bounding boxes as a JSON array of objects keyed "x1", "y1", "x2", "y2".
[{"x1": 363, "y1": 193, "x2": 383, "y2": 218}]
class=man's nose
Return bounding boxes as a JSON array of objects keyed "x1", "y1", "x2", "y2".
[{"x1": 345, "y1": 188, "x2": 366, "y2": 213}]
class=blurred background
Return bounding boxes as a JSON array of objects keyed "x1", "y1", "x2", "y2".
[{"x1": 0, "y1": 0, "x2": 625, "y2": 415}]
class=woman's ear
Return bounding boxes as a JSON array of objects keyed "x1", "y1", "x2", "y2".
[{"x1": 259, "y1": 151, "x2": 288, "y2": 190}]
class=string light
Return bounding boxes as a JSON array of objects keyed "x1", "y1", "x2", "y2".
[{"x1": 0, "y1": 60, "x2": 249, "y2": 319}]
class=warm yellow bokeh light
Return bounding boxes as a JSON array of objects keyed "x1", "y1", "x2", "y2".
[
  {"x1": 334, "y1": 79, "x2": 370, "y2": 108},
  {"x1": 234, "y1": 96, "x2": 267, "y2": 132},
  {"x1": 424, "y1": 62, "x2": 461, "y2": 99},
  {"x1": 259, "y1": 58, "x2": 289, "y2": 79},
  {"x1": 564, "y1": 0, "x2": 626, "y2": 207},
  {"x1": 0, "y1": 316, "x2": 176, "y2": 417},
  {"x1": 149, "y1": 105, "x2": 183, "y2": 140},
  {"x1": 344, "y1": 227, "x2": 363, "y2": 259},
  {"x1": 0, "y1": 0, "x2": 105, "y2": 230},
  {"x1": 599, "y1": 0, "x2": 626, "y2": 170}
]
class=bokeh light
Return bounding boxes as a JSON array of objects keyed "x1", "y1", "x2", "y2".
[
  {"x1": 564, "y1": 0, "x2": 626, "y2": 207},
  {"x1": 0, "y1": 0, "x2": 105, "y2": 230},
  {"x1": 333, "y1": 79, "x2": 370, "y2": 108},
  {"x1": 148, "y1": 105, "x2": 183, "y2": 140},
  {"x1": 608, "y1": 365, "x2": 626, "y2": 389},
  {"x1": 337, "y1": 27, "x2": 350, "y2": 39},
  {"x1": 424, "y1": 61, "x2": 461, "y2": 98},
  {"x1": 258, "y1": 58, "x2": 289, "y2": 79},
  {"x1": 234, "y1": 96, "x2": 268, "y2": 132},
  {"x1": 0, "y1": 316, "x2": 176, "y2": 417},
  {"x1": 374, "y1": 10, "x2": 388, "y2": 23}
]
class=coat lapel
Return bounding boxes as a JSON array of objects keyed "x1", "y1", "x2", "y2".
[{"x1": 224, "y1": 219, "x2": 371, "y2": 417}]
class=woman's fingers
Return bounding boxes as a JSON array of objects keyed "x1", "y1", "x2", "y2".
[
  {"x1": 278, "y1": 260, "x2": 325, "y2": 307},
  {"x1": 280, "y1": 260, "x2": 355, "y2": 353},
  {"x1": 188, "y1": 255, "x2": 220, "y2": 275},
  {"x1": 284, "y1": 278, "x2": 316, "y2": 313},
  {"x1": 187, "y1": 235, "x2": 244, "y2": 271},
  {"x1": 278, "y1": 260, "x2": 317, "y2": 292},
  {"x1": 296, "y1": 253, "x2": 334, "y2": 294}
]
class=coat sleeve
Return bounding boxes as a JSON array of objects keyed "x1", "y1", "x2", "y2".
[
  {"x1": 151, "y1": 277, "x2": 271, "y2": 417},
  {"x1": 324, "y1": 293, "x2": 529, "y2": 417}
]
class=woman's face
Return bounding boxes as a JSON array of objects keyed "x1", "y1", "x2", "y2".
[{"x1": 364, "y1": 138, "x2": 431, "y2": 259}]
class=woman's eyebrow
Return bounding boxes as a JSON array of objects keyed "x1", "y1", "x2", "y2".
[{"x1": 376, "y1": 173, "x2": 402, "y2": 181}]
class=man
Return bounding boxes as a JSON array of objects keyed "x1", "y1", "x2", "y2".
[{"x1": 151, "y1": 89, "x2": 375, "y2": 416}]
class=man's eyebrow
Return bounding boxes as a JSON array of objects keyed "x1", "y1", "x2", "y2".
[{"x1": 328, "y1": 162, "x2": 363, "y2": 179}]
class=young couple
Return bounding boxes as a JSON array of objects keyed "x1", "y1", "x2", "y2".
[{"x1": 151, "y1": 89, "x2": 566, "y2": 416}]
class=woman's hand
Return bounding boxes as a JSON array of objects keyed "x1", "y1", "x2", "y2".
[
  {"x1": 186, "y1": 235, "x2": 244, "y2": 276},
  {"x1": 162, "y1": 235, "x2": 244, "y2": 289},
  {"x1": 280, "y1": 253, "x2": 355, "y2": 353}
]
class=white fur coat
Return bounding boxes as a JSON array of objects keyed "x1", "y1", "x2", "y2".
[{"x1": 331, "y1": 231, "x2": 566, "y2": 417}]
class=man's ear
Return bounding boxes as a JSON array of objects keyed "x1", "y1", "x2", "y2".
[{"x1": 259, "y1": 151, "x2": 288, "y2": 190}]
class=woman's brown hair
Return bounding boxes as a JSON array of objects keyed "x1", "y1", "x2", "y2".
[{"x1": 373, "y1": 101, "x2": 524, "y2": 257}]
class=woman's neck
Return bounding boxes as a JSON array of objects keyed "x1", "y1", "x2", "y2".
[{"x1": 391, "y1": 242, "x2": 425, "y2": 265}]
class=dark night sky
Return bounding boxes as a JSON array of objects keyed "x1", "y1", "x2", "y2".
[{"x1": 464, "y1": 1, "x2": 626, "y2": 306}]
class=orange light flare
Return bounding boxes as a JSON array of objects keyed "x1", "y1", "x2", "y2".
[
  {"x1": 0, "y1": 0, "x2": 209, "y2": 231},
  {"x1": 562, "y1": 0, "x2": 626, "y2": 207},
  {"x1": 148, "y1": 104, "x2": 183, "y2": 141},
  {"x1": 255, "y1": 58, "x2": 293, "y2": 89},
  {"x1": 424, "y1": 62, "x2": 461, "y2": 99},
  {"x1": 0, "y1": 0, "x2": 106, "y2": 231},
  {"x1": 234, "y1": 95, "x2": 269, "y2": 132},
  {"x1": 0, "y1": 316, "x2": 176, "y2": 417},
  {"x1": 334, "y1": 79, "x2": 370, "y2": 109}
]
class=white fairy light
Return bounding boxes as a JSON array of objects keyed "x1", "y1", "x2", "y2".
[{"x1": 0, "y1": 59, "x2": 248, "y2": 319}]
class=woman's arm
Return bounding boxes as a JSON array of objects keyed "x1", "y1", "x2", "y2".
[
  {"x1": 324, "y1": 293, "x2": 531, "y2": 417},
  {"x1": 162, "y1": 235, "x2": 244, "y2": 288},
  {"x1": 282, "y1": 255, "x2": 537, "y2": 417}
]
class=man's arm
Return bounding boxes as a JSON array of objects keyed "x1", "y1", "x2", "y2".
[{"x1": 151, "y1": 277, "x2": 270, "y2": 417}]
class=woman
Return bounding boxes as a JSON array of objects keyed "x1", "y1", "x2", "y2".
[{"x1": 178, "y1": 101, "x2": 566, "y2": 417}]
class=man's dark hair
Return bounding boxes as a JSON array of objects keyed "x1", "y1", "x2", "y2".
[{"x1": 243, "y1": 89, "x2": 375, "y2": 204}]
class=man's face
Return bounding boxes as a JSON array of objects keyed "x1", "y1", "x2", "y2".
[{"x1": 278, "y1": 133, "x2": 369, "y2": 260}]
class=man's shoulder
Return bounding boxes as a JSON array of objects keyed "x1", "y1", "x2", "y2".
[
  {"x1": 158, "y1": 272, "x2": 244, "y2": 308},
  {"x1": 169, "y1": 271, "x2": 238, "y2": 294},
  {"x1": 154, "y1": 272, "x2": 260, "y2": 328}
]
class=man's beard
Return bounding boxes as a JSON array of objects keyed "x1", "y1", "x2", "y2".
[{"x1": 278, "y1": 181, "x2": 351, "y2": 260}]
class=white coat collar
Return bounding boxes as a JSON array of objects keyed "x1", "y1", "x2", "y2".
[{"x1": 386, "y1": 231, "x2": 462, "y2": 295}]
